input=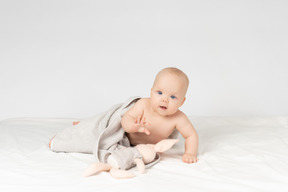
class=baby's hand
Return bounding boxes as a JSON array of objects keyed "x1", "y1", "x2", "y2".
[
  {"x1": 132, "y1": 116, "x2": 151, "y2": 135},
  {"x1": 182, "y1": 153, "x2": 198, "y2": 164}
]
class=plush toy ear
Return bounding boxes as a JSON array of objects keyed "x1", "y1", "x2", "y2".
[
  {"x1": 83, "y1": 163, "x2": 111, "y2": 177},
  {"x1": 153, "y1": 139, "x2": 178, "y2": 152},
  {"x1": 134, "y1": 158, "x2": 145, "y2": 174},
  {"x1": 110, "y1": 168, "x2": 135, "y2": 179}
]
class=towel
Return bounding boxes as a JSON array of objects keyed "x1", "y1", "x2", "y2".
[{"x1": 50, "y1": 97, "x2": 149, "y2": 170}]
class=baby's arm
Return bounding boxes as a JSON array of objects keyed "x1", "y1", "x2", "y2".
[
  {"x1": 176, "y1": 114, "x2": 199, "y2": 163},
  {"x1": 121, "y1": 99, "x2": 151, "y2": 135}
]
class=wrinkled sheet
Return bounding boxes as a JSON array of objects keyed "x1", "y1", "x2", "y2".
[{"x1": 0, "y1": 116, "x2": 288, "y2": 192}]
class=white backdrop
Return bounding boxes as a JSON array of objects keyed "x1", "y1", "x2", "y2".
[{"x1": 1, "y1": 0, "x2": 288, "y2": 121}]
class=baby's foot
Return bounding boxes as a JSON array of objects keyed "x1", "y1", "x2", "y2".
[
  {"x1": 49, "y1": 135, "x2": 55, "y2": 149},
  {"x1": 73, "y1": 121, "x2": 80, "y2": 125},
  {"x1": 49, "y1": 121, "x2": 79, "y2": 149}
]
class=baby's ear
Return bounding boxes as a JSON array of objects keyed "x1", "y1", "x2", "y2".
[
  {"x1": 181, "y1": 97, "x2": 186, "y2": 106},
  {"x1": 154, "y1": 139, "x2": 178, "y2": 152}
]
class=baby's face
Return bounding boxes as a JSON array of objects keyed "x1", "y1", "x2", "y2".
[{"x1": 150, "y1": 73, "x2": 187, "y2": 116}]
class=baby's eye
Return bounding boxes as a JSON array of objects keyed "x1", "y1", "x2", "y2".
[
  {"x1": 157, "y1": 91, "x2": 163, "y2": 95},
  {"x1": 170, "y1": 95, "x2": 176, "y2": 99}
]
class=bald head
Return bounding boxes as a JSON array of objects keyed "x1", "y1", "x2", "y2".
[{"x1": 153, "y1": 67, "x2": 189, "y2": 94}]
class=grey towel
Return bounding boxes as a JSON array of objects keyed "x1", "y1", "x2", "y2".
[{"x1": 51, "y1": 97, "x2": 144, "y2": 170}]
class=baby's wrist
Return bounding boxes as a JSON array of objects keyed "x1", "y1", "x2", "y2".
[{"x1": 184, "y1": 152, "x2": 197, "y2": 156}]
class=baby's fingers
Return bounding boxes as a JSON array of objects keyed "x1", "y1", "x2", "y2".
[
  {"x1": 143, "y1": 128, "x2": 150, "y2": 135},
  {"x1": 143, "y1": 122, "x2": 151, "y2": 128},
  {"x1": 135, "y1": 116, "x2": 141, "y2": 124},
  {"x1": 182, "y1": 156, "x2": 190, "y2": 163},
  {"x1": 140, "y1": 117, "x2": 146, "y2": 124},
  {"x1": 182, "y1": 154, "x2": 198, "y2": 164},
  {"x1": 138, "y1": 127, "x2": 150, "y2": 135}
]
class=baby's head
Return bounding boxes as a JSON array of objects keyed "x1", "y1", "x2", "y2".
[{"x1": 150, "y1": 67, "x2": 189, "y2": 116}]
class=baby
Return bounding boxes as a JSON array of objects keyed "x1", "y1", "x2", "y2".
[
  {"x1": 50, "y1": 67, "x2": 198, "y2": 164},
  {"x1": 121, "y1": 67, "x2": 198, "y2": 163}
]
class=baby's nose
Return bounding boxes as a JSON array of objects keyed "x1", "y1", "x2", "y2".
[{"x1": 162, "y1": 97, "x2": 168, "y2": 103}]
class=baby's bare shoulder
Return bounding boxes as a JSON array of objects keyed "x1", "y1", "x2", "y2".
[
  {"x1": 174, "y1": 110, "x2": 190, "y2": 123},
  {"x1": 136, "y1": 97, "x2": 150, "y2": 106},
  {"x1": 175, "y1": 109, "x2": 188, "y2": 118},
  {"x1": 130, "y1": 98, "x2": 150, "y2": 111}
]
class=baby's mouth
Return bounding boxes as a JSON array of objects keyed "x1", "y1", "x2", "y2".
[{"x1": 160, "y1": 106, "x2": 167, "y2": 110}]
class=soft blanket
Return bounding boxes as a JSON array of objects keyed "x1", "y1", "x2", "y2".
[{"x1": 50, "y1": 97, "x2": 161, "y2": 170}]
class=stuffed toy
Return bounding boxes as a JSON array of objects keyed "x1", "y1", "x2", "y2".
[{"x1": 83, "y1": 139, "x2": 178, "y2": 179}]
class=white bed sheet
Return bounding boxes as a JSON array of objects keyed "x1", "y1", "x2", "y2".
[{"x1": 1, "y1": 116, "x2": 288, "y2": 192}]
